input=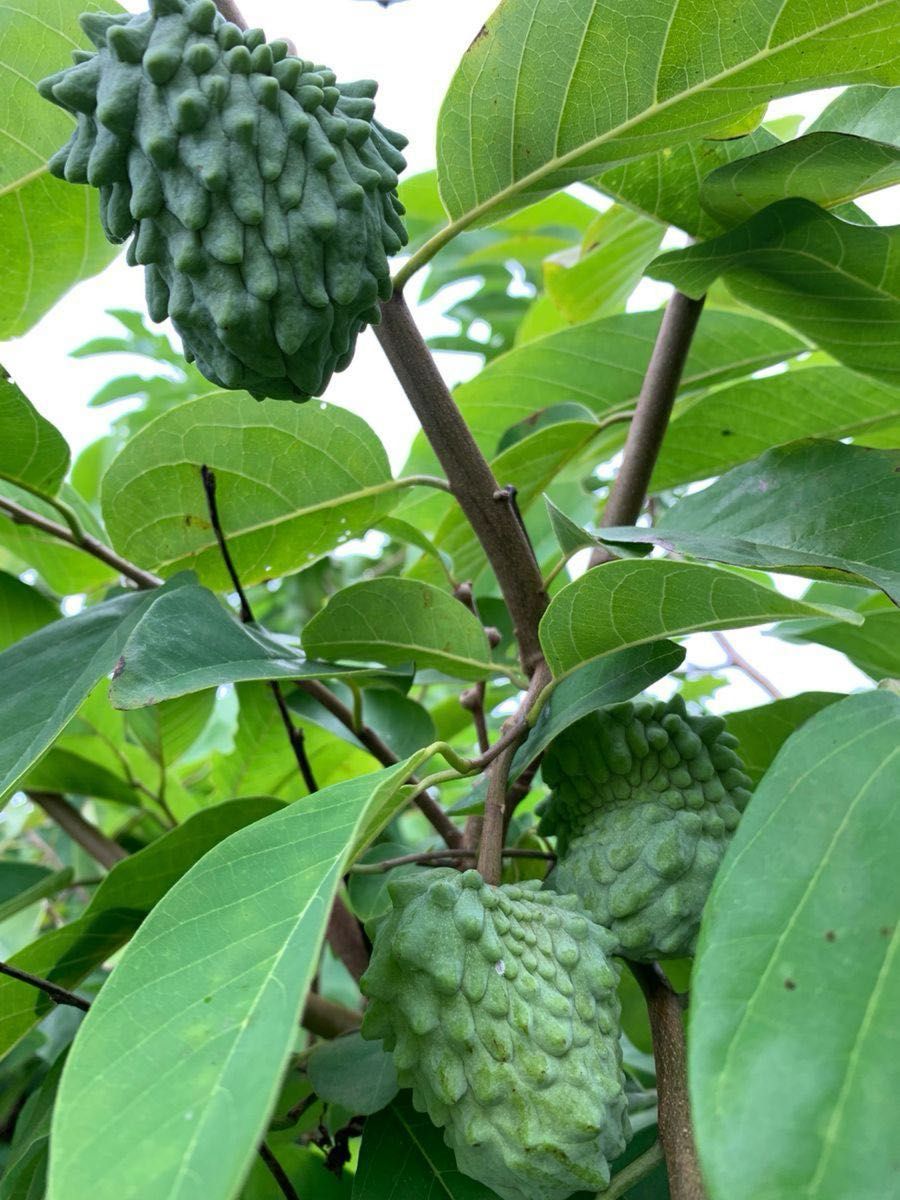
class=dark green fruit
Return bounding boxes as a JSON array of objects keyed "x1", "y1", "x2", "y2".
[
  {"x1": 361, "y1": 869, "x2": 629, "y2": 1200},
  {"x1": 540, "y1": 696, "x2": 752, "y2": 961},
  {"x1": 38, "y1": 0, "x2": 408, "y2": 400}
]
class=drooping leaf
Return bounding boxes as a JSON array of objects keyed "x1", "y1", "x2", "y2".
[
  {"x1": 354, "y1": 1091, "x2": 501, "y2": 1199},
  {"x1": 107, "y1": 582, "x2": 379, "y2": 709},
  {"x1": 606, "y1": 441, "x2": 900, "y2": 602},
  {"x1": 538, "y1": 560, "x2": 858, "y2": 680},
  {"x1": 0, "y1": 1050, "x2": 67, "y2": 1200},
  {"x1": 0, "y1": 0, "x2": 121, "y2": 338},
  {"x1": 436, "y1": 0, "x2": 899, "y2": 228},
  {"x1": 0, "y1": 864, "x2": 72, "y2": 924},
  {"x1": 0, "y1": 571, "x2": 58, "y2": 650},
  {"x1": 307, "y1": 1033, "x2": 398, "y2": 1117},
  {"x1": 700, "y1": 131, "x2": 900, "y2": 226},
  {"x1": 724, "y1": 692, "x2": 845, "y2": 784},
  {"x1": 649, "y1": 200, "x2": 900, "y2": 382},
  {"x1": 0, "y1": 372, "x2": 69, "y2": 498},
  {"x1": 773, "y1": 607, "x2": 900, "y2": 682},
  {"x1": 47, "y1": 760, "x2": 426, "y2": 1200},
  {"x1": 650, "y1": 366, "x2": 900, "y2": 490},
  {"x1": 691, "y1": 690, "x2": 900, "y2": 1200},
  {"x1": 302, "y1": 579, "x2": 495, "y2": 681},
  {"x1": 101, "y1": 394, "x2": 399, "y2": 589},
  {"x1": 22, "y1": 748, "x2": 140, "y2": 806},
  {"x1": 0, "y1": 579, "x2": 181, "y2": 803},
  {"x1": 0, "y1": 798, "x2": 282, "y2": 1056}
]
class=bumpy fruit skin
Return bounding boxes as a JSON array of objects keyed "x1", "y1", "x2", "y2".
[
  {"x1": 38, "y1": 0, "x2": 408, "y2": 400},
  {"x1": 540, "y1": 696, "x2": 752, "y2": 962},
  {"x1": 361, "y1": 869, "x2": 630, "y2": 1200}
]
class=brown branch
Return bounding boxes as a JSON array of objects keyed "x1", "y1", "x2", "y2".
[
  {"x1": 476, "y1": 744, "x2": 517, "y2": 885},
  {"x1": 0, "y1": 960, "x2": 91, "y2": 1012},
  {"x1": 630, "y1": 962, "x2": 707, "y2": 1200},
  {"x1": 0, "y1": 495, "x2": 161, "y2": 589},
  {"x1": 350, "y1": 846, "x2": 555, "y2": 873},
  {"x1": 258, "y1": 1144, "x2": 300, "y2": 1200},
  {"x1": 326, "y1": 896, "x2": 369, "y2": 983},
  {"x1": 711, "y1": 631, "x2": 783, "y2": 700},
  {"x1": 28, "y1": 791, "x2": 127, "y2": 870},
  {"x1": 302, "y1": 993, "x2": 360, "y2": 1039},
  {"x1": 295, "y1": 678, "x2": 463, "y2": 849},
  {"x1": 375, "y1": 293, "x2": 548, "y2": 674},
  {"x1": 212, "y1": 0, "x2": 247, "y2": 27},
  {"x1": 590, "y1": 292, "x2": 706, "y2": 568}
]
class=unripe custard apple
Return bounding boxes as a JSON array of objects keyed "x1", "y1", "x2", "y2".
[
  {"x1": 38, "y1": 0, "x2": 408, "y2": 400},
  {"x1": 540, "y1": 696, "x2": 752, "y2": 961},
  {"x1": 361, "y1": 869, "x2": 630, "y2": 1200}
]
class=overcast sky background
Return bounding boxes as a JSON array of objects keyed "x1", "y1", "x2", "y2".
[{"x1": 4, "y1": 0, "x2": 894, "y2": 706}]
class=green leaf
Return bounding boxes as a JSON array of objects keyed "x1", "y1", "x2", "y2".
[
  {"x1": 809, "y1": 83, "x2": 900, "y2": 144},
  {"x1": 436, "y1": 0, "x2": 899, "y2": 228},
  {"x1": 107, "y1": 581, "x2": 377, "y2": 708},
  {"x1": 0, "y1": 864, "x2": 72, "y2": 924},
  {"x1": 649, "y1": 200, "x2": 900, "y2": 382},
  {"x1": 0, "y1": 372, "x2": 69, "y2": 497},
  {"x1": 607, "y1": 441, "x2": 900, "y2": 602},
  {"x1": 538, "y1": 560, "x2": 858, "y2": 680},
  {"x1": 724, "y1": 692, "x2": 845, "y2": 784},
  {"x1": 543, "y1": 206, "x2": 665, "y2": 322},
  {"x1": 699, "y1": 132, "x2": 900, "y2": 226},
  {"x1": 0, "y1": 571, "x2": 58, "y2": 650},
  {"x1": 302, "y1": 579, "x2": 495, "y2": 681},
  {"x1": 0, "y1": 797, "x2": 282, "y2": 1056},
  {"x1": 47, "y1": 762, "x2": 422, "y2": 1200},
  {"x1": 774, "y1": 607, "x2": 900, "y2": 682},
  {"x1": 544, "y1": 495, "x2": 598, "y2": 559},
  {"x1": 23, "y1": 749, "x2": 139, "y2": 806},
  {"x1": 650, "y1": 366, "x2": 900, "y2": 490},
  {"x1": 448, "y1": 310, "x2": 807, "y2": 456},
  {"x1": 307, "y1": 1033, "x2": 398, "y2": 1117},
  {"x1": 101, "y1": 394, "x2": 399, "y2": 589},
  {"x1": 0, "y1": 0, "x2": 121, "y2": 338},
  {"x1": 691, "y1": 690, "x2": 900, "y2": 1200},
  {"x1": 354, "y1": 1091, "x2": 501, "y2": 1199},
  {"x1": 0, "y1": 1051, "x2": 67, "y2": 1200},
  {"x1": 0, "y1": 580, "x2": 178, "y2": 803}
]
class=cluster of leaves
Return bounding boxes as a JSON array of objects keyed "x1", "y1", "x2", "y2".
[{"x1": 0, "y1": 0, "x2": 898, "y2": 1199}]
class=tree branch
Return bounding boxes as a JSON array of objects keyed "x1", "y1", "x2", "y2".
[
  {"x1": 302, "y1": 993, "x2": 360, "y2": 1039},
  {"x1": 350, "y1": 846, "x2": 555, "y2": 873},
  {"x1": 0, "y1": 960, "x2": 91, "y2": 1012},
  {"x1": 326, "y1": 895, "x2": 370, "y2": 983},
  {"x1": 375, "y1": 293, "x2": 548, "y2": 674},
  {"x1": 604, "y1": 1141, "x2": 665, "y2": 1200},
  {"x1": 711, "y1": 631, "x2": 783, "y2": 700},
  {"x1": 28, "y1": 791, "x2": 127, "y2": 870},
  {"x1": 0, "y1": 495, "x2": 161, "y2": 589},
  {"x1": 589, "y1": 292, "x2": 706, "y2": 568},
  {"x1": 258, "y1": 1144, "x2": 301, "y2": 1200},
  {"x1": 476, "y1": 743, "x2": 517, "y2": 886},
  {"x1": 630, "y1": 962, "x2": 707, "y2": 1200}
]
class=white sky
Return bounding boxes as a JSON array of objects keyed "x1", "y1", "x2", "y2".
[{"x1": 2, "y1": 0, "x2": 889, "y2": 706}]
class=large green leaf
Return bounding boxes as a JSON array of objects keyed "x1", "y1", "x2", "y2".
[
  {"x1": 47, "y1": 760, "x2": 425, "y2": 1200},
  {"x1": 0, "y1": 797, "x2": 282, "y2": 1056},
  {"x1": 354, "y1": 1091, "x2": 500, "y2": 1199},
  {"x1": 101, "y1": 394, "x2": 399, "y2": 589},
  {"x1": 724, "y1": 692, "x2": 844, "y2": 784},
  {"x1": 0, "y1": 372, "x2": 69, "y2": 498},
  {"x1": 302, "y1": 578, "x2": 495, "y2": 681},
  {"x1": 0, "y1": 0, "x2": 121, "y2": 338},
  {"x1": 0, "y1": 580, "x2": 180, "y2": 802},
  {"x1": 691, "y1": 690, "x2": 900, "y2": 1200},
  {"x1": 808, "y1": 83, "x2": 900, "y2": 143},
  {"x1": 0, "y1": 571, "x2": 58, "y2": 650},
  {"x1": 538, "y1": 560, "x2": 858, "y2": 680},
  {"x1": 107, "y1": 581, "x2": 379, "y2": 708},
  {"x1": 307, "y1": 1033, "x2": 398, "y2": 1117},
  {"x1": 650, "y1": 366, "x2": 900, "y2": 490},
  {"x1": 699, "y1": 131, "x2": 900, "y2": 226},
  {"x1": 606, "y1": 441, "x2": 900, "y2": 603},
  {"x1": 774, "y1": 607, "x2": 900, "y2": 681},
  {"x1": 436, "y1": 0, "x2": 900, "y2": 228},
  {"x1": 649, "y1": 200, "x2": 900, "y2": 382}
]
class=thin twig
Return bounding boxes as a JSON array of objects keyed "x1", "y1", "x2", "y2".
[
  {"x1": 302, "y1": 993, "x2": 360, "y2": 1039},
  {"x1": 0, "y1": 495, "x2": 161, "y2": 589},
  {"x1": 630, "y1": 962, "x2": 707, "y2": 1200},
  {"x1": 477, "y1": 744, "x2": 517, "y2": 885},
  {"x1": 375, "y1": 293, "x2": 548, "y2": 674},
  {"x1": 200, "y1": 464, "x2": 319, "y2": 794},
  {"x1": 28, "y1": 791, "x2": 127, "y2": 870},
  {"x1": 295, "y1": 678, "x2": 463, "y2": 848},
  {"x1": 590, "y1": 292, "x2": 706, "y2": 568},
  {"x1": 350, "y1": 846, "x2": 556, "y2": 874},
  {"x1": 455, "y1": 582, "x2": 490, "y2": 754},
  {"x1": 258, "y1": 1143, "x2": 301, "y2": 1200},
  {"x1": 326, "y1": 896, "x2": 370, "y2": 983},
  {"x1": 711, "y1": 631, "x2": 783, "y2": 700},
  {"x1": 603, "y1": 1141, "x2": 665, "y2": 1200},
  {"x1": 0, "y1": 960, "x2": 91, "y2": 1012}
]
